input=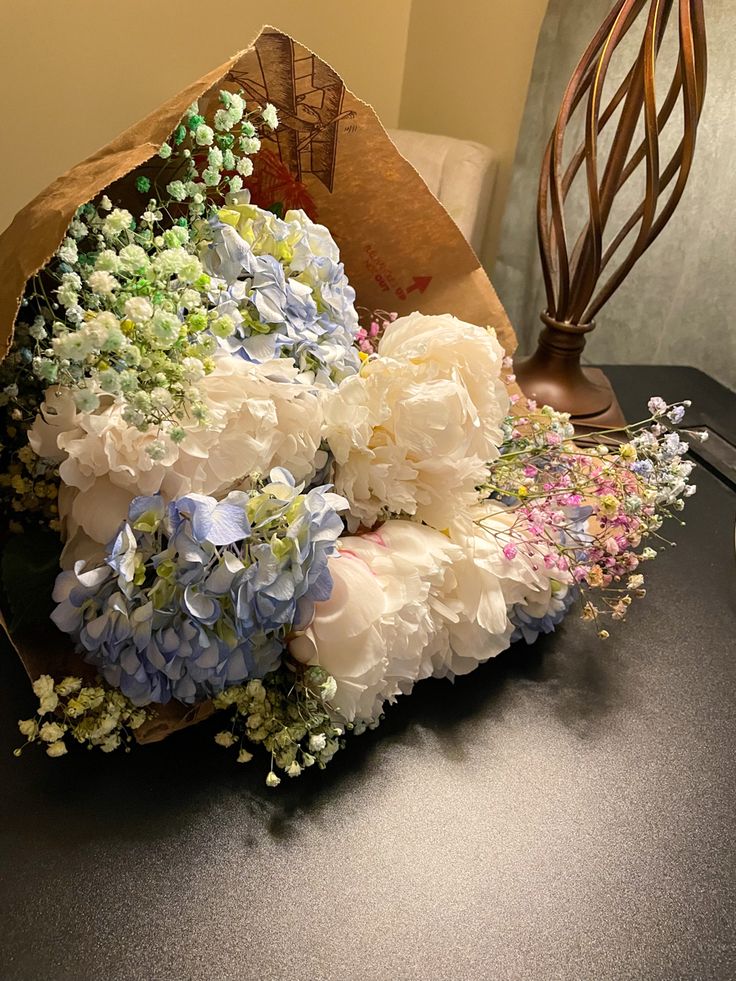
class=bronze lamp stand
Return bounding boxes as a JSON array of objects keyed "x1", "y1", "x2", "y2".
[{"x1": 515, "y1": 0, "x2": 708, "y2": 427}]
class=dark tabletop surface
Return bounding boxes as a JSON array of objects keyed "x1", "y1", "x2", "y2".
[{"x1": 1, "y1": 365, "x2": 734, "y2": 981}]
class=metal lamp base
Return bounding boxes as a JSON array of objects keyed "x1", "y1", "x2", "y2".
[{"x1": 514, "y1": 315, "x2": 627, "y2": 432}]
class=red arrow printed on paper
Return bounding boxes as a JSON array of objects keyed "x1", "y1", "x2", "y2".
[{"x1": 406, "y1": 276, "x2": 432, "y2": 294}]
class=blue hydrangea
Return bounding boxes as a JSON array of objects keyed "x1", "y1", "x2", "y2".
[
  {"x1": 203, "y1": 205, "x2": 360, "y2": 386},
  {"x1": 51, "y1": 470, "x2": 347, "y2": 706},
  {"x1": 510, "y1": 503, "x2": 589, "y2": 645},
  {"x1": 510, "y1": 584, "x2": 578, "y2": 645}
]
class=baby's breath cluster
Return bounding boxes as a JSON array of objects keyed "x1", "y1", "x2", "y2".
[
  {"x1": 486, "y1": 362, "x2": 705, "y2": 636},
  {"x1": 154, "y1": 92, "x2": 278, "y2": 213},
  {"x1": 212, "y1": 665, "x2": 345, "y2": 786},
  {"x1": 16, "y1": 90, "x2": 279, "y2": 445},
  {"x1": 15, "y1": 674, "x2": 149, "y2": 757}
]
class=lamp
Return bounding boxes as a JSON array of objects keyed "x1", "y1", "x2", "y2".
[{"x1": 515, "y1": 0, "x2": 707, "y2": 428}]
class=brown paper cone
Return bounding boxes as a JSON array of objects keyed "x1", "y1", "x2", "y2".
[{"x1": 0, "y1": 26, "x2": 519, "y2": 743}]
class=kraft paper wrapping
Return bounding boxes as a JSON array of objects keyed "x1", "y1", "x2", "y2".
[{"x1": 0, "y1": 27, "x2": 519, "y2": 743}]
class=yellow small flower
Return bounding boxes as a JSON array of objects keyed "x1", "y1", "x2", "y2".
[
  {"x1": 599, "y1": 494, "x2": 619, "y2": 517},
  {"x1": 517, "y1": 485, "x2": 528, "y2": 499},
  {"x1": 10, "y1": 475, "x2": 30, "y2": 494},
  {"x1": 619, "y1": 443, "x2": 637, "y2": 462}
]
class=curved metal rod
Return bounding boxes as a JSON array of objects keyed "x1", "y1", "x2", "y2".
[
  {"x1": 537, "y1": 0, "x2": 639, "y2": 318},
  {"x1": 536, "y1": 0, "x2": 707, "y2": 329},
  {"x1": 585, "y1": 0, "x2": 706, "y2": 321}
]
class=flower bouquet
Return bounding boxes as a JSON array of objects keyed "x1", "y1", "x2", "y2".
[{"x1": 0, "y1": 29, "x2": 700, "y2": 784}]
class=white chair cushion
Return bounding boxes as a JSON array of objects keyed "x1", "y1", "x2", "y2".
[{"x1": 387, "y1": 128, "x2": 497, "y2": 255}]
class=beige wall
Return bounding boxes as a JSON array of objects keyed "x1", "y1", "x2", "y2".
[
  {"x1": 399, "y1": 0, "x2": 549, "y2": 270},
  {"x1": 1, "y1": 0, "x2": 546, "y2": 271},
  {"x1": 0, "y1": 0, "x2": 413, "y2": 232}
]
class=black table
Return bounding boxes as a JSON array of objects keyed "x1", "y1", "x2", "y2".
[{"x1": 1, "y1": 366, "x2": 734, "y2": 981}]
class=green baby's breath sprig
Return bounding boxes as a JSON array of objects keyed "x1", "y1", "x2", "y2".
[{"x1": 212, "y1": 662, "x2": 345, "y2": 786}]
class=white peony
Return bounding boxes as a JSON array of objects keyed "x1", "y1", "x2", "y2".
[
  {"x1": 429, "y1": 505, "x2": 562, "y2": 680},
  {"x1": 290, "y1": 547, "x2": 389, "y2": 723},
  {"x1": 290, "y1": 520, "x2": 460, "y2": 723},
  {"x1": 30, "y1": 353, "x2": 325, "y2": 565},
  {"x1": 290, "y1": 506, "x2": 572, "y2": 723},
  {"x1": 287, "y1": 515, "x2": 518, "y2": 723},
  {"x1": 322, "y1": 312, "x2": 509, "y2": 531}
]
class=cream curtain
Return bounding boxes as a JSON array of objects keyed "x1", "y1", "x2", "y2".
[{"x1": 494, "y1": 0, "x2": 736, "y2": 390}]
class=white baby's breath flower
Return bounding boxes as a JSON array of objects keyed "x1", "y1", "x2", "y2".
[
  {"x1": 261, "y1": 103, "x2": 279, "y2": 129},
  {"x1": 57, "y1": 238, "x2": 78, "y2": 264},
  {"x1": 236, "y1": 157, "x2": 253, "y2": 178},
  {"x1": 87, "y1": 270, "x2": 119, "y2": 295},
  {"x1": 29, "y1": 318, "x2": 47, "y2": 341},
  {"x1": 208, "y1": 146, "x2": 224, "y2": 169},
  {"x1": 118, "y1": 244, "x2": 150, "y2": 273},
  {"x1": 236, "y1": 748, "x2": 253, "y2": 763},
  {"x1": 157, "y1": 142, "x2": 172, "y2": 159},
  {"x1": 202, "y1": 167, "x2": 221, "y2": 187},
  {"x1": 94, "y1": 249, "x2": 122, "y2": 273},
  {"x1": 286, "y1": 761, "x2": 302, "y2": 778},
  {"x1": 123, "y1": 296, "x2": 153, "y2": 323},
  {"x1": 39, "y1": 721, "x2": 66, "y2": 743},
  {"x1": 32, "y1": 675, "x2": 56, "y2": 703},
  {"x1": 308, "y1": 732, "x2": 327, "y2": 752},
  {"x1": 265, "y1": 771, "x2": 281, "y2": 788},
  {"x1": 181, "y1": 357, "x2": 205, "y2": 383},
  {"x1": 239, "y1": 136, "x2": 261, "y2": 155},
  {"x1": 61, "y1": 271, "x2": 82, "y2": 291},
  {"x1": 166, "y1": 180, "x2": 187, "y2": 202},
  {"x1": 228, "y1": 93, "x2": 245, "y2": 120},
  {"x1": 102, "y1": 208, "x2": 133, "y2": 239},
  {"x1": 56, "y1": 284, "x2": 78, "y2": 308},
  {"x1": 18, "y1": 718, "x2": 38, "y2": 738},
  {"x1": 321, "y1": 676, "x2": 337, "y2": 701},
  {"x1": 97, "y1": 368, "x2": 122, "y2": 395},
  {"x1": 180, "y1": 288, "x2": 201, "y2": 310},
  {"x1": 68, "y1": 218, "x2": 88, "y2": 240},
  {"x1": 46, "y1": 740, "x2": 68, "y2": 758},
  {"x1": 214, "y1": 108, "x2": 235, "y2": 132},
  {"x1": 214, "y1": 731, "x2": 236, "y2": 748},
  {"x1": 55, "y1": 676, "x2": 82, "y2": 697},
  {"x1": 194, "y1": 124, "x2": 214, "y2": 146}
]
